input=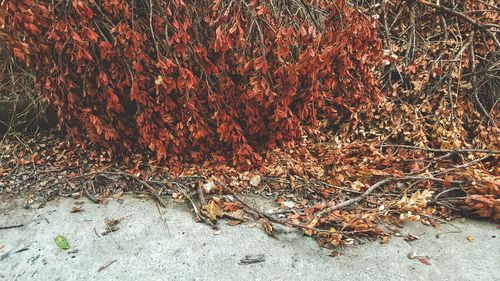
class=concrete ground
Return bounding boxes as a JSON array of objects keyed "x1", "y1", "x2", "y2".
[{"x1": 0, "y1": 196, "x2": 498, "y2": 281}]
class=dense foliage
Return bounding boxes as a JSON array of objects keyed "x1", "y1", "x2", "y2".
[{"x1": 0, "y1": 0, "x2": 382, "y2": 166}]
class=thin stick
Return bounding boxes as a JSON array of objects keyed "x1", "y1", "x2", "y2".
[
  {"x1": 433, "y1": 187, "x2": 463, "y2": 202},
  {"x1": 98, "y1": 259, "x2": 117, "y2": 272},
  {"x1": 314, "y1": 178, "x2": 394, "y2": 219},
  {"x1": 314, "y1": 175, "x2": 466, "y2": 220},
  {"x1": 380, "y1": 144, "x2": 500, "y2": 154},
  {"x1": 174, "y1": 182, "x2": 218, "y2": 230},
  {"x1": 197, "y1": 183, "x2": 207, "y2": 206},
  {"x1": 216, "y1": 180, "x2": 331, "y2": 234},
  {"x1": 85, "y1": 188, "x2": 100, "y2": 203},
  {"x1": 91, "y1": 171, "x2": 166, "y2": 207},
  {"x1": 0, "y1": 223, "x2": 24, "y2": 230},
  {"x1": 415, "y1": 0, "x2": 500, "y2": 48}
]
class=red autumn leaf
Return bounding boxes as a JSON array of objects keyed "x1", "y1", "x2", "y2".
[
  {"x1": 84, "y1": 27, "x2": 99, "y2": 43},
  {"x1": 27, "y1": 23, "x2": 42, "y2": 35},
  {"x1": 12, "y1": 47, "x2": 25, "y2": 61},
  {"x1": 417, "y1": 258, "x2": 431, "y2": 266}
]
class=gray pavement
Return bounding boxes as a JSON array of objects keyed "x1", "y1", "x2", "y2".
[{"x1": 0, "y1": 196, "x2": 498, "y2": 281}]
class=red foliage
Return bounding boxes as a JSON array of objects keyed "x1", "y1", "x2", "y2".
[{"x1": 0, "y1": 0, "x2": 382, "y2": 166}]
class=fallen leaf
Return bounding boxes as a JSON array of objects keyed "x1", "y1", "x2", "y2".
[
  {"x1": 380, "y1": 236, "x2": 390, "y2": 244},
  {"x1": 404, "y1": 234, "x2": 420, "y2": 241},
  {"x1": 203, "y1": 181, "x2": 216, "y2": 193},
  {"x1": 111, "y1": 191, "x2": 123, "y2": 199},
  {"x1": 54, "y1": 235, "x2": 70, "y2": 250},
  {"x1": 259, "y1": 219, "x2": 275, "y2": 237},
  {"x1": 417, "y1": 257, "x2": 431, "y2": 265},
  {"x1": 204, "y1": 200, "x2": 224, "y2": 221},
  {"x1": 249, "y1": 175, "x2": 261, "y2": 187},
  {"x1": 68, "y1": 182, "x2": 77, "y2": 190},
  {"x1": 227, "y1": 220, "x2": 242, "y2": 226},
  {"x1": 155, "y1": 75, "x2": 163, "y2": 85},
  {"x1": 70, "y1": 207, "x2": 83, "y2": 213},
  {"x1": 328, "y1": 250, "x2": 341, "y2": 257},
  {"x1": 102, "y1": 218, "x2": 122, "y2": 235},
  {"x1": 223, "y1": 202, "x2": 241, "y2": 212}
]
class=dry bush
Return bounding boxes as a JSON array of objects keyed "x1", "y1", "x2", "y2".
[{"x1": 0, "y1": 0, "x2": 382, "y2": 166}]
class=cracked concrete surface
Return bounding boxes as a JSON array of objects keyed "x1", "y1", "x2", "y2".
[{"x1": 0, "y1": 196, "x2": 498, "y2": 281}]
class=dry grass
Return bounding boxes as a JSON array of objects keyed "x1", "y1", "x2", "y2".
[{"x1": 0, "y1": 42, "x2": 49, "y2": 133}]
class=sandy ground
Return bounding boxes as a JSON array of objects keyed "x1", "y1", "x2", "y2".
[{"x1": 0, "y1": 196, "x2": 498, "y2": 281}]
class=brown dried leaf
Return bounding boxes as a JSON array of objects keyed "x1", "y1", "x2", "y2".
[
  {"x1": 69, "y1": 207, "x2": 83, "y2": 213},
  {"x1": 259, "y1": 219, "x2": 275, "y2": 237},
  {"x1": 204, "y1": 200, "x2": 224, "y2": 221},
  {"x1": 249, "y1": 175, "x2": 261, "y2": 187},
  {"x1": 227, "y1": 220, "x2": 242, "y2": 226}
]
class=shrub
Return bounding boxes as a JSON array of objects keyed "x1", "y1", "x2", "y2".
[{"x1": 0, "y1": 0, "x2": 382, "y2": 166}]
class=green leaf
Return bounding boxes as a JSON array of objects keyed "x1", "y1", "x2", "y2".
[{"x1": 54, "y1": 235, "x2": 70, "y2": 250}]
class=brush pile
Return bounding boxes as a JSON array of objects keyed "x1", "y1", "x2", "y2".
[{"x1": 0, "y1": 0, "x2": 498, "y2": 247}]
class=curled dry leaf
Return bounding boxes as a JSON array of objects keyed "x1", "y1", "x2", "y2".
[
  {"x1": 249, "y1": 175, "x2": 261, "y2": 187},
  {"x1": 227, "y1": 220, "x2": 242, "y2": 226},
  {"x1": 203, "y1": 200, "x2": 224, "y2": 221},
  {"x1": 380, "y1": 236, "x2": 390, "y2": 244},
  {"x1": 102, "y1": 218, "x2": 122, "y2": 235},
  {"x1": 69, "y1": 206, "x2": 83, "y2": 213},
  {"x1": 397, "y1": 190, "x2": 434, "y2": 212},
  {"x1": 259, "y1": 219, "x2": 275, "y2": 238}
]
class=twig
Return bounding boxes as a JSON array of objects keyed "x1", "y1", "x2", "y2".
[
  {"x1": 405, "y1": 5, "x2": 416, "y2": 65},
  {"x1": 216, "y1": 180, "x2": 332, "y2": 234},
  {"x1": 469, "y1": 36, "x2": 497, "y2": 127},
  {"x1": 174, "y1": 182, "x2": 219, "y2": 230},
  {"x1": 314, "y1": 175, "x2": 466, "y2": 219},
  {"x1": 197, "y1": 183, "x2": 207, "y2": 206},
  {"x1": 84, "y1": 189, "x2": 99, "y2": 203},
  {"x1": 94, "y1": 227, "x2": 101, "y2": 238},
  {"x1": 0, "y1": 223, "x2": 24, "y2": 230},
  {"x1": 433, "y1": 187, "x2": 463, "y2": 202},
  {"x1": 98, "y1": 259, "x2": 117, "y2": 272},
  {"x1": 314, "y1": 178, "x2": 394, "y2": 219},
  {"x1": 156, "y1": 200, "x2": 171, "y2": 238},
  {"x1": 380, "y1": 144, "x2": 500, "y2": 154},
  {"x1": 415, "y1": 0, "x2": 500, "y2": 48},
  {"x1": 114, "y1": 171, "x2": 167, "y2": 207},
  {"x1": 90, "y1": 171, "x2": 167, "y2": 207},
  {"x1": 452, "y1": 155, "x2": 492, "y2": 169}
]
